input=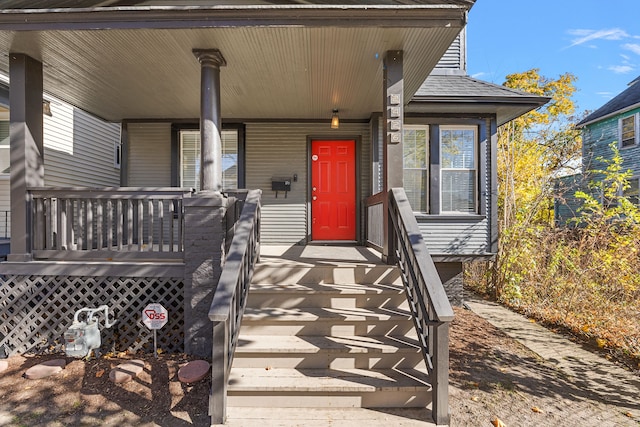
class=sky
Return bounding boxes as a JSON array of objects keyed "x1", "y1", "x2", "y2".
[{"x1": 466, "y1": 0, "x2": 640, "y2": 118}]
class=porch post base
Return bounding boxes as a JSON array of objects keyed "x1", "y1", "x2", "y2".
[
  {"x1": 183, "y1": 191, "x2": 228, "y2": 357},
  {"x1": 6, "y1": 253, "x2": 33, "y2": 262}
]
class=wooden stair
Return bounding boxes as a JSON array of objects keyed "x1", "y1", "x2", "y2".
[{"x1": 227, "y1": 255, "x2": 432, "y2": 411}]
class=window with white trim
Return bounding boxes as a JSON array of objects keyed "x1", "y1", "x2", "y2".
[
  {"x1": 179, "y1": 130, "x2": 238, "y2": 191},
  {"x1": 402, "y1": 126, "x2": 429, "y2": 212},
  {"x1": 620, "y1": 113, "x2": 638, "y2": 148},
  {"x1": 440, "y1": 126, "x2": 477, "y2": 213}
]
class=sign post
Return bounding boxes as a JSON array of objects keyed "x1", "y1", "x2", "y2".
[{"x1": 142, "y1": 303, "x2": 168, "y2": 358}]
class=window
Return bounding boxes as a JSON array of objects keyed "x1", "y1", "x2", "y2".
[
  {"x1": 180, "y1": 129, "x2": 238, "y2": 191},
  {"x1": 624, "y1": 177, "x2": 639, "y2": 206},
  {"x1": 440, "y1": 126, "x2": 477, "y2": 213},
  {"x1": 620, "y1": 114, "x2": 638, "y2": 148},
  {"x1": 403, "y1": 126, "x2": 429, "y2": 212}
]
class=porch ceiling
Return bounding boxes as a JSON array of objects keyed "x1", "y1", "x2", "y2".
[{"x1": 0, "y1": 5, "x2": 468, "y2": 122}]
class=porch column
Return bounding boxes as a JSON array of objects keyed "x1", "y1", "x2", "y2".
[
  {"x1": 8, "y1": 53, "x2": 44, "y2": 261},
  {"x1": 382, "y1": 50, "x2": 404, "y2": 263},
  {"x1": 193, "y1": 49, "x2": 226, "y2": 192}
]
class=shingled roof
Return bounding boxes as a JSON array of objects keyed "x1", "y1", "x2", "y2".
[
  {"x1": 407, "y1": 73, "x2": 549, "y2": 126},
  {"x1": 578, "y1": 76, "x2": 640, "y2": 127}
]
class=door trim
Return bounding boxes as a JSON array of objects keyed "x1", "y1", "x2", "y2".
[{"x1": 306, "y1": 135, "x2": 362, "y2": 244}]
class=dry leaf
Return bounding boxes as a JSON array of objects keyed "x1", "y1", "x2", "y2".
[
  {"x1": 491, "y1": 417, "x2": 506, "y2": 427},
  {"x1": 531, "y1": 406, "x2": 543, "y2": 413},
  {"x1": 265, "y1": 366, "x2": 272, "y2": 371},
  {"x1": 95, "y1": 369, "x2": 105, "y2": 378},
  {"x1": 470, "y1": 396, "x2": 479, "y2": 402},
  {"x1": 624, "y1": 411, "x2": 634, "y2": 418}
]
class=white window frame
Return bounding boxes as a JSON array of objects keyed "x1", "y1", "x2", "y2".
[
  {"x1": 402, "y1": 125, "x2": 429, "y2": 213},
  {"x1": 439, "y1": 125, "x2": 478, "y2": 214},
  {"x1": 619, "y1": 113, "x2": 639, "y2": 149}
]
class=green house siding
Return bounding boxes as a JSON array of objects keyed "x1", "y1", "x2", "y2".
[{"x1": 583, "y1": 107, "x2": 640, "y2": 178}]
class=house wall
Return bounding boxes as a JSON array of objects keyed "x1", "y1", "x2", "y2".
[
  {"x1": 43, "y1": 100, "x2": 121, "y2": 187},
  {"x1": 582, "y1": 107, "x2": 640, "y2": 178},
  {"x1": 126, "y1": 121, "x2": 372, "y2": 244},
  {"x1": 245, "y1": 122, "x2": 371, "y2": 244},
  {"x1": 126, "y1": 122, "x2": 172, "y2": 187}
]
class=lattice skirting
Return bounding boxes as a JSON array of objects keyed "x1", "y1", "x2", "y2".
[{"x1": 0, "y1": 275, "x2": 184, "y2": 357}]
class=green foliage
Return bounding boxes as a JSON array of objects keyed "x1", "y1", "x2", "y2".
[{"x1": 466, "y1": 70, "x2": 640, "y2": 368}]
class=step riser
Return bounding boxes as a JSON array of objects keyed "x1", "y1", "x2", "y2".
[
  {"x1": 227, "y1": 390, "x2": 431, "y2": 408},
  {"x1": 252, "y1": 266, "x2": 402, "y2": 286},
  {"x1": 247, "y1": 294, "x2": 408, "y2": 310},
  {"x1": 240, "y1": 320, "x2": 415, "y2": 336},
  {"x1": 232, "y1": 353, "x2": 424, "y2": 369}
]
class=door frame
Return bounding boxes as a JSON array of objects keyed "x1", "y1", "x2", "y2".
[{"x1": 306, "y1": 135, "x2": 362, "y2": 244}]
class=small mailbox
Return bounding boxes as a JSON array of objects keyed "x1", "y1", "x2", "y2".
[{"x1": 271, "y1": 178, "x2": 291, "y2": 192}]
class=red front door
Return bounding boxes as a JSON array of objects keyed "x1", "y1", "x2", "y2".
[{"x1": 311, "y1": 140, "x2": 356, "y2": 241}]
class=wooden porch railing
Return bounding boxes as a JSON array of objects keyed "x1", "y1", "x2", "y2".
[
  {"x1": 387, "y1": 188, "x2": 454, "y2": 425},
  {"x1": 208, "y1": 189, "x2": 261, "y2": 425},
  {"x1": 28, "y1": 187, "x2": 192, "y2": 261}
]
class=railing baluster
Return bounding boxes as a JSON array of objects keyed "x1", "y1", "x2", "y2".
[
  {"x1": 68, "y1": 199, "x2": 75, "y2": 250},
  {"x1": 96, "y1": 200, "x2": 103, "y2": 250},
  {"x1": 158, "y1": 200, "x2": 164, "y2": 252},
  {"x1": 148, "y1": 199, "x2": 154, "y2": 251},
  {"x1": 169, "y1": 202, "x2": 175, "y2": 252},
  {"x1": 117, "y1": 199, "x2": 123, "y2": 251},
  {"x1": 137, "y1": 199, "x2": 144, "y2": 251},
  {"x1": 127, "y1": 199, "x2": 133, "y2": 250},
  {"x1": 77, "y1": 200, "x2": 84, "y2": 250},
  {"x1": 177, "y1": 200, "x2": 183, "y2": 252},
  {"x1": 107, "y1": 200, "x2": 113, "y2": 250},
  {"x1": 86, "y1": 199, "x2": 93, "y2": 250},
  {"x1": 58, "y1": 199, "x2": 66, "y2": 250}
]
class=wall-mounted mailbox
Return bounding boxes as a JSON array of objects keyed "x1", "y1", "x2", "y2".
[
  {"x1": 271, "y1": 177, "x2": 292, "y2": 198},
  {"x1": 271, "y1": 178, "x2": 291, "y2": 192}
]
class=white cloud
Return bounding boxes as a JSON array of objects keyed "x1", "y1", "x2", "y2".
[
  {"x1": 608, "y1": 65, "x2": 634, "y2": 74},
  {"x1": 621, "y1": 54, "x2": 631, "y2": 61},
  {"x1": 623, "y1": 43, "x2": 640, "y2": 55},
  {"x1": 471, "y1": 72, "x2": 487, "y2": 79},
  {"x1": 596, "y1": 91, "x2": 614, "y2": 98},
  {"x1": 566, "y1": 28, "x2": 630, "y2": 48}
]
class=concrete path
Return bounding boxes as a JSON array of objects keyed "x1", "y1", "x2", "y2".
[{"x1": 464, "y1": 296, "x2": 640, "y2": 411}]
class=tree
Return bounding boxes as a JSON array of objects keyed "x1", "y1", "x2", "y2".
[{"x1": 492, "y1": 69, "x2": 581, "y2": 299}]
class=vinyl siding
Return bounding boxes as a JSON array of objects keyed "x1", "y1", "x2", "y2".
[
  {"x1": 127, "y1": 122, "x2": 172, "y2": 187},
  {"x1": 245, "y1": 122, "x2": 371, "y2": 244},
  {"x1": 434, "y1": 31, "x2": 465, "y2": 71},
  {"x1": 417, "y1": 216, "x2": 489, "y2": 255},
  {"x1": 43, "y1": 100, "x2": 121, "y2": 187},
  {"x1": 583, "y1": 107, "x2": 640, "y2": 179}
]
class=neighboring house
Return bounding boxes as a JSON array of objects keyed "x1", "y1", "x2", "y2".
[
  {"x1": 556, "y1": 76, "x2": 640, "y2": 222},
  {"x1": 0, "y1": 81, "x2": 122, "y2": 256},
  {"x1": 0, "y1": 2, "x2": 548, "y2": 424}
]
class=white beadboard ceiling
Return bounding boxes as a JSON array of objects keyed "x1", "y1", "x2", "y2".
[{"x1": 0, "y1": 13, "x2": 464, "y2": 122}]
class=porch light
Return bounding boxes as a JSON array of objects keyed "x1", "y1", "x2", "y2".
[{"x1": 330, "y1": 109, "x2": 339, "y2": 129}]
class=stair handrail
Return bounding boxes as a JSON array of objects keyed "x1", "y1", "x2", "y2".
[
  {"x1": 208, "y1": 189, "x2": 262, "y2": 425},
  {"x1": 388, "y1": 187, "x2": 454, "y2": 425}
]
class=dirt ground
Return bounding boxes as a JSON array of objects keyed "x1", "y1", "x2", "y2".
[{"x1": 0, "y1": 307, "x2": 638, "y2": 427}]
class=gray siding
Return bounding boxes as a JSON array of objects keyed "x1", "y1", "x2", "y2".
[
  {"x1": 434, "y1": 30, "x2": 465, "y2": 71},
  {"x1": 245, "y1": 122, "x2": 371, "y2": 244},
  {"x1": 43, "y1": 100, "x2": 121, "y2": 187},
  {"x1": 127, "y1": 122, "x2": 172, "y2": 187},
  {"x1": 417, "y1": 216, "x2": 489, "y2": 255}
]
